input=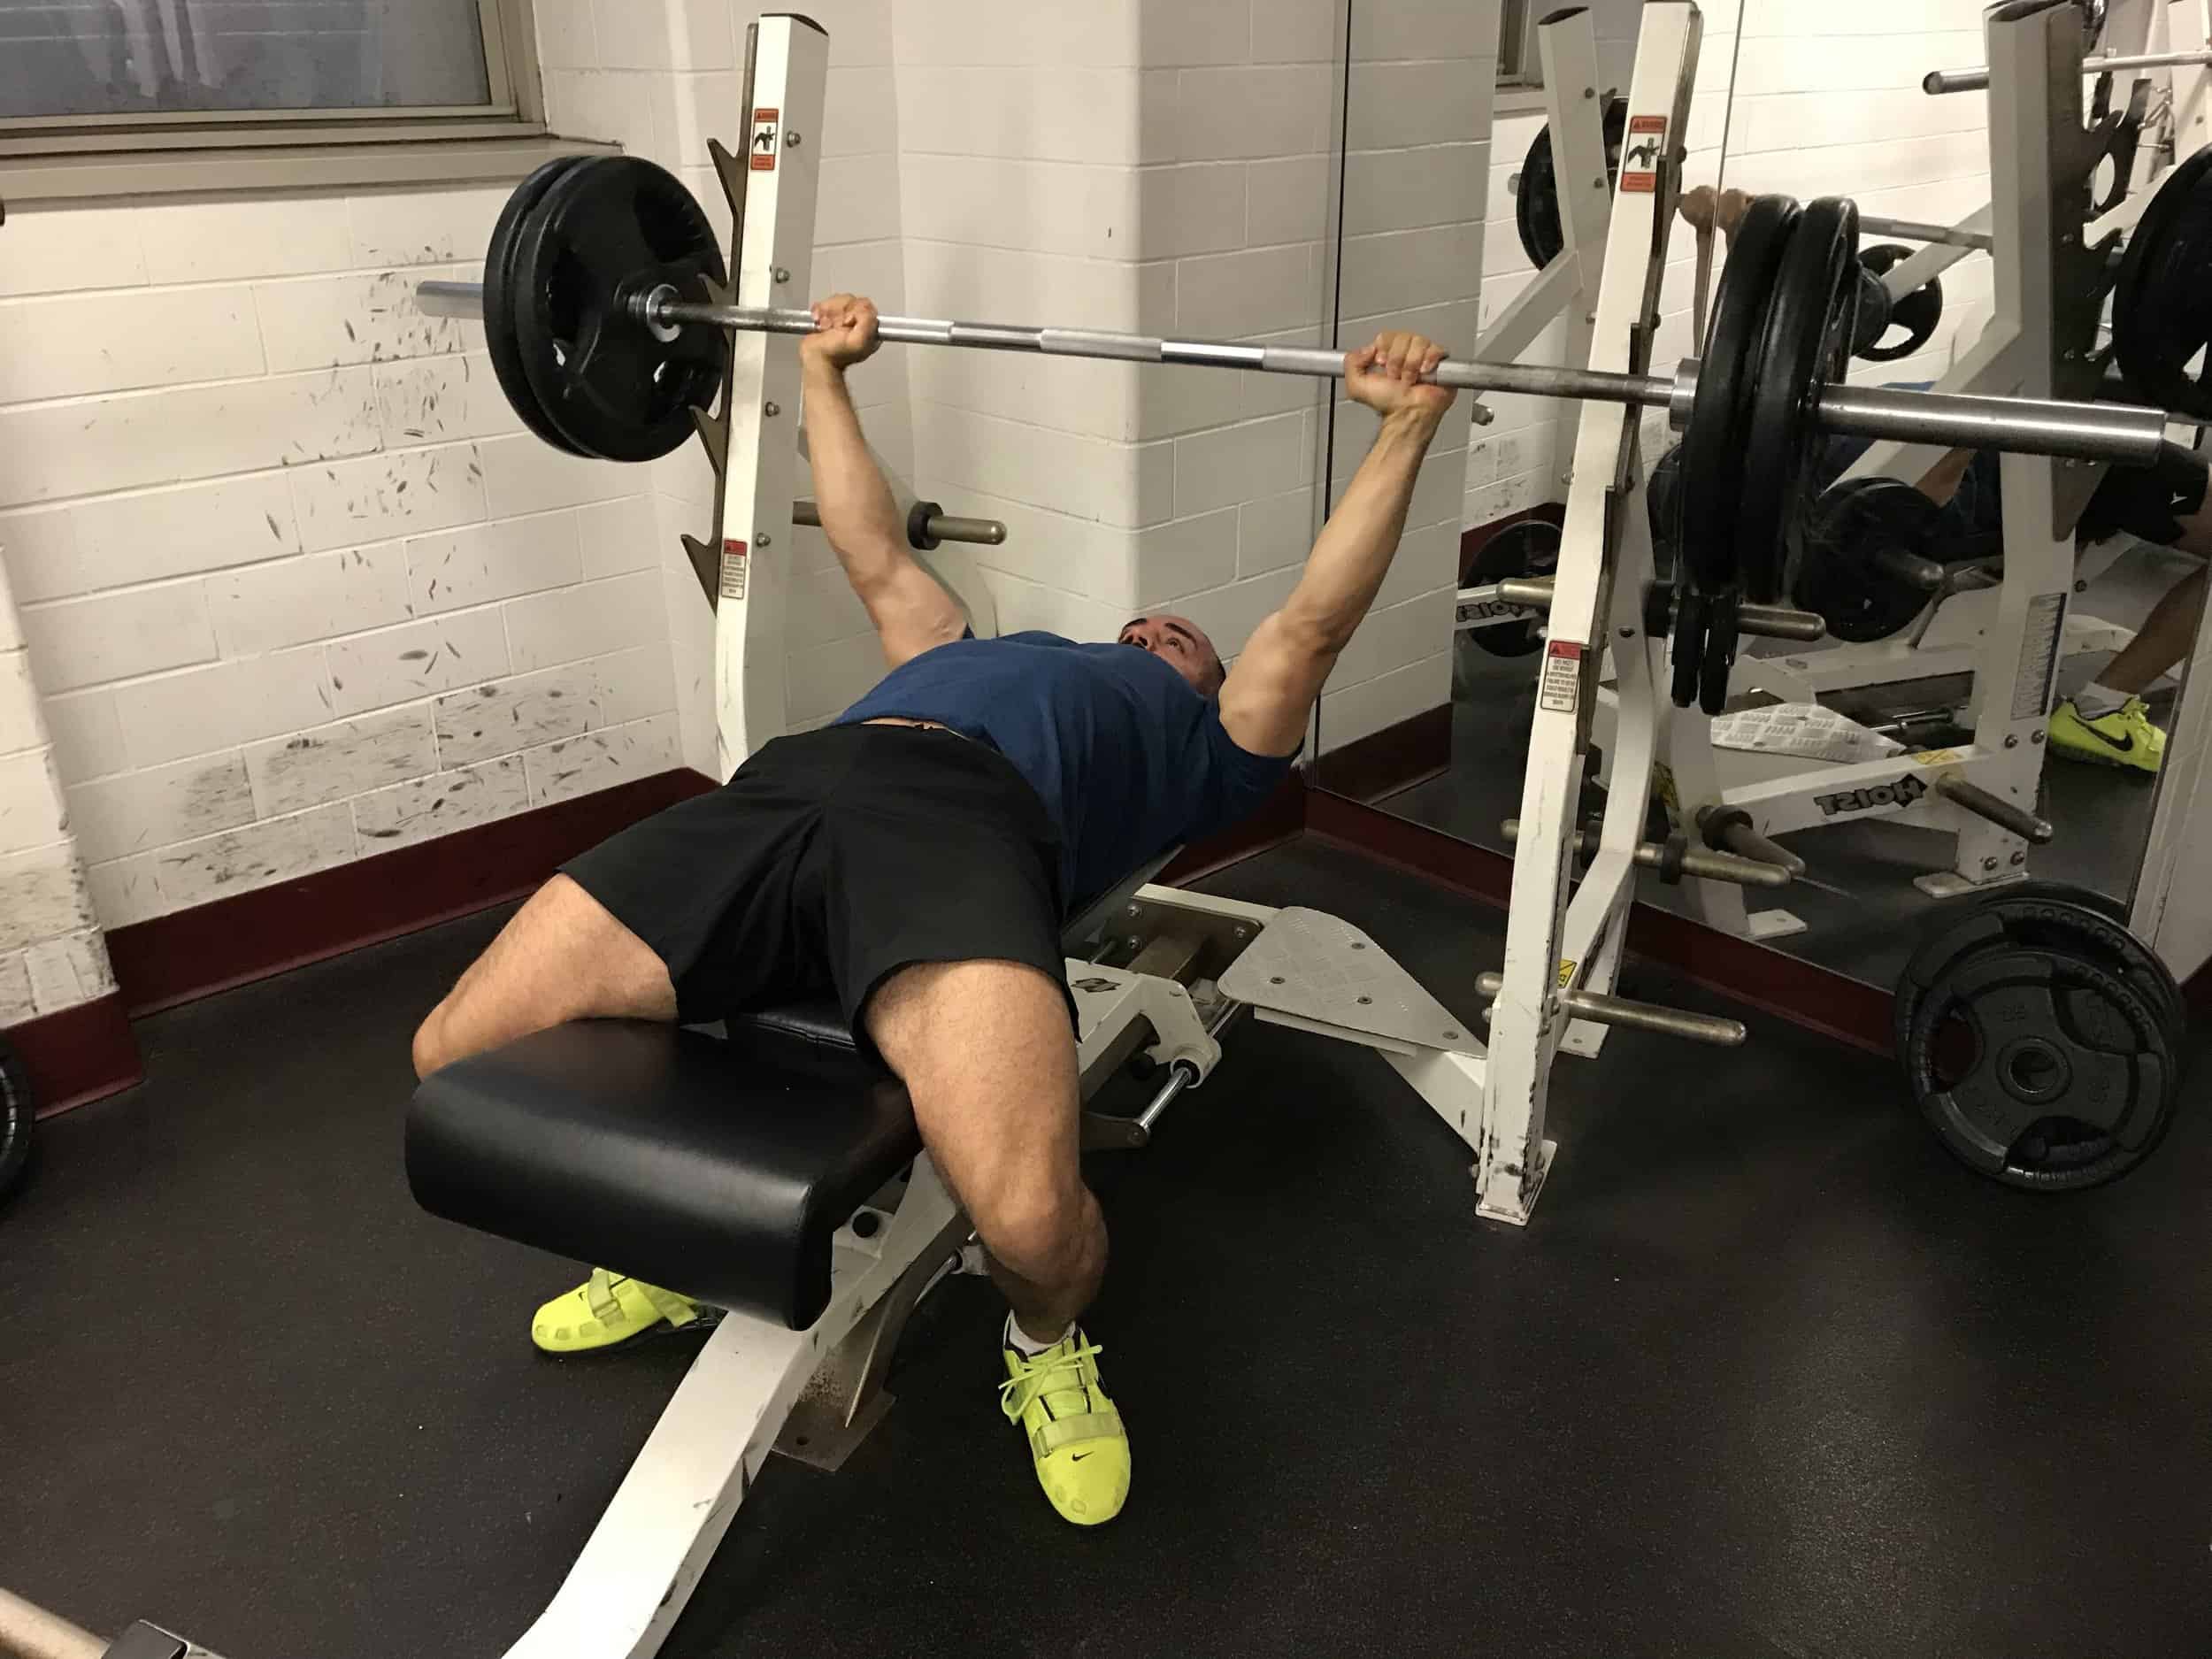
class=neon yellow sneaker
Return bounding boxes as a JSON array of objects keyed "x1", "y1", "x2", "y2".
[
  {"x1": 530, "y1": 1267, "x2": 709, "y2": 1354},
  {"x1": 2048, "y1": 697, "x2": 2165, "y2": 774},
  {"x1": 999, "y1": 1328, "x2": 1129, "y2": 1525}
]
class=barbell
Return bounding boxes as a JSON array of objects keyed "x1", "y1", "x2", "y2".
[{"x1": 423, "y1": 153, "x2": 2203, "y2": 710}]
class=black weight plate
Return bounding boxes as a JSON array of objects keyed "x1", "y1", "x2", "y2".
[
  {"x1": 1854, "y1": 242, "x2": 1943, "y2": 364},
  {"x1": 1670, "y1": 587, "x2": 1707, "y2": 710},
  {"x1": 1903, "y1": 944, "x2": 2178, "y2": 1190},
  {"x1": 484, "y1": 156, "x2": 593, "y2": 457},
  {"x1": 1467, "y1": 520, "x2": 1561, "y2": 657},
  {"x1": 512, "y1": 155, "x2": 728, "y2": 464},
  {"x1": 1895, "y1": 881, "x2": 2188, "y2": 1058},
  {"x1": 0, "y1": 1037, "x2": 32, "y2": 1204},
  {"x1": 1736, "y1": 196, "x2": 1859, "y2": 606},
  {"x1": 2113, "y1": 145, "x2": 2212, "y2": 419},
  {"x1": 1517, "y1": 96, "x2": 1628, "y2": 270},
  {"x1": 1679, "y1": 195, "x2": 1801, "y2": 596},
  {"x1": 1647, "y1": 442, "x2": 1684, "y2": 576},
  {"x1": 1792, "y1": 476, "x2": 1943, "y2": 642},
  {"x1": 1698, "y1": 590, "x2": 1737, "y2": 716}
]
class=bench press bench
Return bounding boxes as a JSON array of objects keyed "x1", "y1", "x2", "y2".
[{"x1": 403, "y1": 850, "x2": 1501, "y2": 1658}]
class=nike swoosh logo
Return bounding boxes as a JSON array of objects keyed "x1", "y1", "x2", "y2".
[
  {"x1": 1070, "y1": 1452, "x2": 1093, "y2": 1462},
  {"x1": 2099, "y1": 727, "x2": 2137, "y2": 752}
]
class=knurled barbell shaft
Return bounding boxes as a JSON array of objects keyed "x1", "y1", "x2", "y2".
[
  {"x1": 1856, "y1": 213, "x2": 1993, "y2": 252},
  {"x1": 411, "y1": 280, "x2": 2174, "y2": 467}
]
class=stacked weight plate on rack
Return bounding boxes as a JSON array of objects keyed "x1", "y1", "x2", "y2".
[
  {"x1": 1894, "y1": 883, "x2": 2188, "y2": 1191},
  {"x1": 482, "y1": 154, "x2": 729, "y2": 463}
]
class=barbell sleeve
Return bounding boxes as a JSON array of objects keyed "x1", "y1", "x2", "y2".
[
  {"x1": 1933, "y1": 773, "x2": 2057, "y2": 844},
  {"x1": 1870, "y1": 543, "x2": 1948, "y2": 593},
  {"x1": 416, "y1": 279, "x2": 2178, "y2": 467},
  {"x1": 1924, "y1": 47, "x2": 2212, "y2": 96},
  {"x1": 1477, "y1": 972, "x2": 1749, "y2": 1047}
]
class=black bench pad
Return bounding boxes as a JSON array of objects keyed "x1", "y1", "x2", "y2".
[{"x1": 405, "y1": 1010, "x2": 918, "y2": 1330}]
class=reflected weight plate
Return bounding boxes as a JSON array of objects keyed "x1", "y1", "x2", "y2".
[
  {"x1": 484, "y1": 156, "x2": 593, "y2": 457},
  {"x1": 1902, "y1": 944, "x2": 2178, "y2": 1191},
  {"x1": 1736, "y1": 196, "x2": 1859, "y2": 607},
  {"x1": 511, "y1": 155, "x2": 728, "y2": 463},
  {"x1": 1466, "y1": 520, "x2": 1560, "y2": 657},
  {"x1": 0, "y1": 1037, "x2": 32, "y2": 1203},
  {"x1": 1852, "y1": 243, "x2": 1944, "y2": 364},
  {"x1": 1517, "y1": 97, "x2": 1628, "y2": 270},
  {"x1": 1895, "y1": 881, "x2": 2189, "y2": 1058},
  {"x1": 2113, "y1": 145, "x2": 2212, "y2": 417},
  {"x1": 1792, "y1": 476, "x2": 1942, "y2": 642}
]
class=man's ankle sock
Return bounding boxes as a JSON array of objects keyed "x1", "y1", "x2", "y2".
[
  {"x1": 1004, "y1": 1314, "x2": 1073, "y2": 1357},
  {"x1": 2074, "y1": 680, "x2": 2131, "y2": 720}
]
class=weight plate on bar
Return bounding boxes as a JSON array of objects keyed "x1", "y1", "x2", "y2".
[
  {"x1": 1670, "y1": 588, "x2": 1708, "y2": 710},
  {"x1": 2113, "y1": 145, "x2": 2212, "y2": 417},
  {"x1": 1736, "y1": 196, "x2": 1859, "y2": 607},
  {"x1": 1852, "y1": 243, "x2": 1944, "y2": 363},
  {"x1": 1792, "y1": 476, "x2": 1943, "y2": 642},
  {"x1": 1516, "y1": 96, "x2": 1628, "y2": 270},
  {"x1": 1678, "y1": 195, "x2": 1799, "y2": 603},
  {"x1": 1465, "y1": 520, "x2": 1561, "y2": 657},
  {"x1": 1647, "y1": 442, "x2": 1684, "y2": 576},
  {"x1": 484, "y1": 156, "x2": 594, "y2": 457},
  {"x1": 511, "y1": 156, "x2": 728, "y2": 464},
  {"x1": 1895, "y1": 881, "x2": 2189, "y2": 1059},
  {"x1": 1901, "y1": 944, "x2": 2178, "y2": 1191}
]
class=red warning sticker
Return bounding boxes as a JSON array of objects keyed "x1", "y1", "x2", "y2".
[
  {"x1": 1539, "y1": 638, "x2": 1583, "y2": 713},
  {"x1": 721, "y1": 538, "x2": 749, "y2": 601},
  {"x1": 749, "y1": 107, "x2": 780, "y2": 172},
  {"x1": 1620, "y1": 113, "x2": 1666, "y2": 194}
]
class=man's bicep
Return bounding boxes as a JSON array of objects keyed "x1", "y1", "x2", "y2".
[{"x1": 1217, "y1": 611, "x2": 1333, "y2": 757}]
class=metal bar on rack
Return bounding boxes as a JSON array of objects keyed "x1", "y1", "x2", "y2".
[
  {"x1": 413, "y1": 279, "x2": 2174, "y2": 466},
  {"x1": 1858, "y1": 212, "x2": 1995, "y2": 250},
  {"x1": 1476, "y1": 972, "x2": 1749, "y2": 1046},
  {"x1": 1500, "y1": 818, "x2": 1794, "y2": 888},
  {"x1": 791, "y1": 498, "x2": 1005, "y2": 547},
  {"x1": 1925, "y1": 47, "x2": 2212, "y2": 95}
]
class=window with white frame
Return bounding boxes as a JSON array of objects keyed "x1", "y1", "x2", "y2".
[{"x1": 1498, "y1": 0, "x2": 1543, "y2": 88}]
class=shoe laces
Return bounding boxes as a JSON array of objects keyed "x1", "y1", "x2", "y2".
[{"x1": 998, "y1": 1337, "x2": 1105, "y2": 1424}]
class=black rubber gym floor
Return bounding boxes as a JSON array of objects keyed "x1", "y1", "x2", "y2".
[{"x1": 4, "y1": 841, "x2": 2208, "y2": 1658}]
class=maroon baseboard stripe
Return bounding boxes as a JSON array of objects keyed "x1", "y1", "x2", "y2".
[
  {"x1": 1305, "y1": 791, "x2": 1895, "y2": 1056},
  {"x1": 1315, "y1": 702, "x2": 1454, "y2": 805},
  {"x1": 9, "y1": 992, "x2": 142, "y2": 1118},
  {"x1": 104, "y1": 768, "x2": 717, "y2": 1019}
]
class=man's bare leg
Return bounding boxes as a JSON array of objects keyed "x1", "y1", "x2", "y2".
[
  {"x1": 866, "y1": 957, "x2": 1127, "y2": 1525},
  {"x1": 866, "y1": 958, "x2": 1102, "y2": 1339},
  {"x1": 2087, "y1": 565, "x2": 2208, "y2": 701},
  {"x1": 412, "y1": 873, "x2": 677, "y2": 1079}
]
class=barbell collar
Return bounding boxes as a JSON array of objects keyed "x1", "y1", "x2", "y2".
[
  {"x1": 792, "y1": 498, "x2": 1008, "y2": 549},
  {"x1": 419, "y1": 279, "x2": 2178, "y2": 468},
  {"x1": 1476, "y1": 971, "x2": 1749, "y2": 1047},
  {"x1": 1697, "y1": 804, "x2": 1808, "y2": 876}
]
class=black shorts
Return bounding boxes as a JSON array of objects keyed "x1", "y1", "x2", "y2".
[{"x1": 562, "y1": 724, "x2": 1074, "y2": 1047}]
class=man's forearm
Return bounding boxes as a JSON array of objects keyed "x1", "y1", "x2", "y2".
[
  {"x1": 1279, "y1": 407, "x2": 1443, "y2": 649},
  {"x1": 803, "y1": 359, "x2": 906, "y2": 590}
]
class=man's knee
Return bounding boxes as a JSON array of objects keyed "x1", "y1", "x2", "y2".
[{"x1": 973, "y1": 1173, "x2": 1100, "y2": 1286}]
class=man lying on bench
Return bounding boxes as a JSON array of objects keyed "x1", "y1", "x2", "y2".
[{"x1": 410, "y1": 293, "x2": 1457, "y2": 1527}]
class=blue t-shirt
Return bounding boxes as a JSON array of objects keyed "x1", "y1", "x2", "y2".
[{"x1": 838, "y1": 632, "x2": 1294, "y2": 908}]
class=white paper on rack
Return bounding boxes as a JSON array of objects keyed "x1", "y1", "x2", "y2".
[{"x1": 1709, "y1": 703, "x2": 1907, "y2": 765}]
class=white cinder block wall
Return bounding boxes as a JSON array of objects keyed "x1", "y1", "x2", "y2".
[
  {"x1": 1317, "y1": 0, "x2": 1497, "y2": 753},
  {"x1": 0, "y1": 556, "x2": 115, "y2": 1023},
  {"x1": 1724, "y1": 0, "x2": 1994, "y2": 391},
  {"x1": 0, "y1": 0, "x2": 918, "y2": 952},
  {"x1": 880, "y1": 0, "x2": 1344, "y2": 738},
  {"x1": 1471, "y1": 0, "x2": 1741, "y2": 532}
]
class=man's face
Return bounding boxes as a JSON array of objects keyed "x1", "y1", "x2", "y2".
[{"x1": 1118, "y1": 614, "x2": 1225, "y2": 696}]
